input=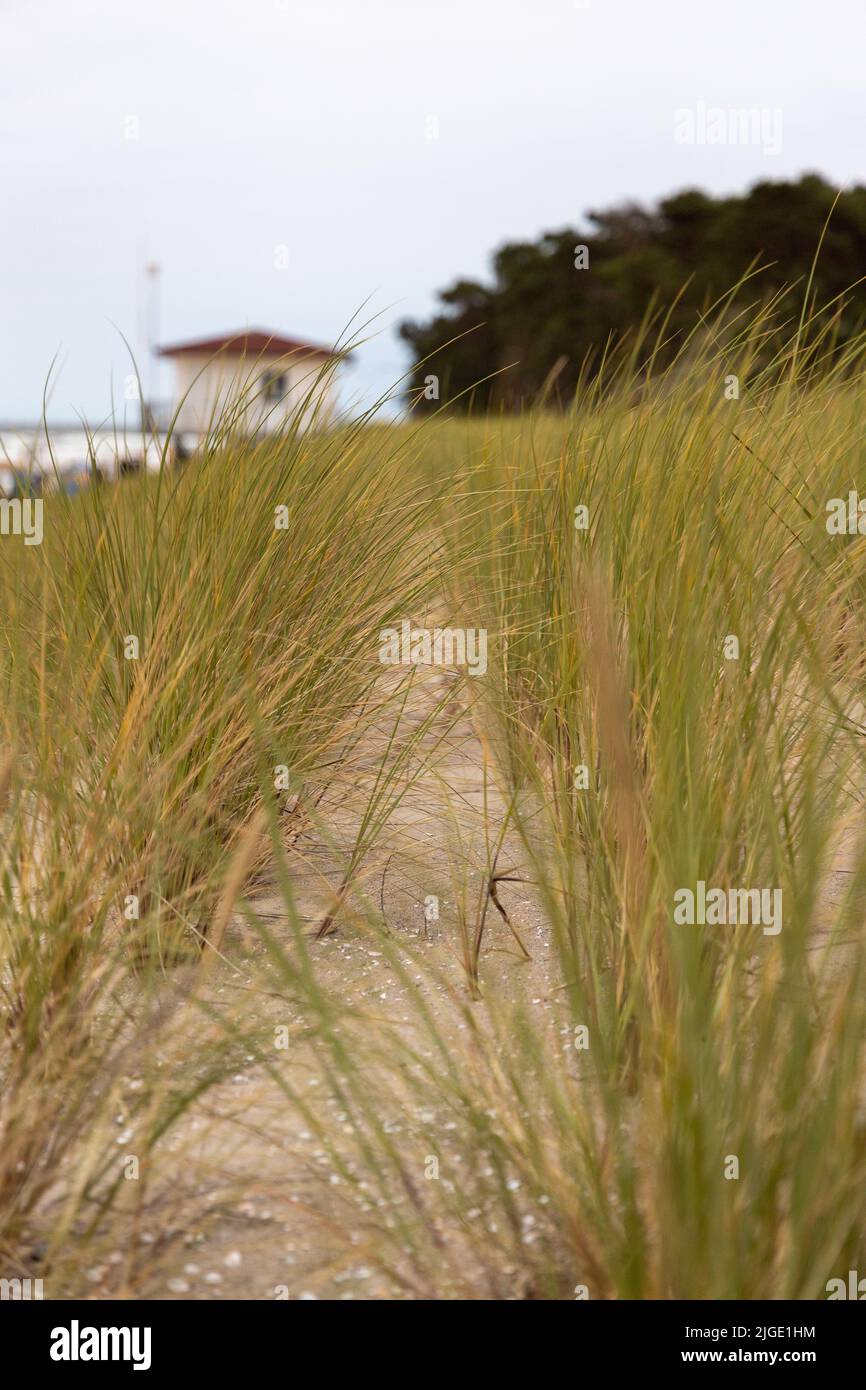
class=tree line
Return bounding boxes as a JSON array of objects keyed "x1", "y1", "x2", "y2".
[{"x1": 399, "y1": 174, "x2": 866, "y2": 410}]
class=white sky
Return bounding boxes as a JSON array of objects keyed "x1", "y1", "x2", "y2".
[{"x1": 1, "y1": 0, "x2": 864, "y2": 421}]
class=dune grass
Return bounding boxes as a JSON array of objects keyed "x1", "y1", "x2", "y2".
[
  {"x1": 245, "y1": 297, "x2": 866, "y2": 1298},
  {"x1": 0, "y1": 402, "x2": 439, "y2": 1282},
  {"x1": 2, "y1": 293, "x2": 866, "y2": 1298}
]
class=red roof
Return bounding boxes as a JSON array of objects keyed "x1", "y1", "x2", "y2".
[{"x1": 158, "y1": 329, "x2": 345, "y2": 360}]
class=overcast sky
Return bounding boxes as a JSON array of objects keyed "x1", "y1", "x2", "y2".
[{"x1": 2, "y1": 0, "x2": 864, "y2": 422}]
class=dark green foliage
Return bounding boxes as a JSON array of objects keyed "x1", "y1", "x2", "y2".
[{"x1": 399, "y1": 174, "x2": 866, "y2": 410}]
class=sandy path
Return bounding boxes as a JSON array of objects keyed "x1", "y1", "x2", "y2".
[{"x1": 76, "y1": 656, "x2": 553, "y2": 1301}]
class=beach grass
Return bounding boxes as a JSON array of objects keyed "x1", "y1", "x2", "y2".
[{"x1": 2, "y1": 294, "x2": 866, "y2": 1297}]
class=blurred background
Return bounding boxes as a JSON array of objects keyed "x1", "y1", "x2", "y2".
[{"x1": 1, "y1": 0, "x2": 864, "y2": 425}]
